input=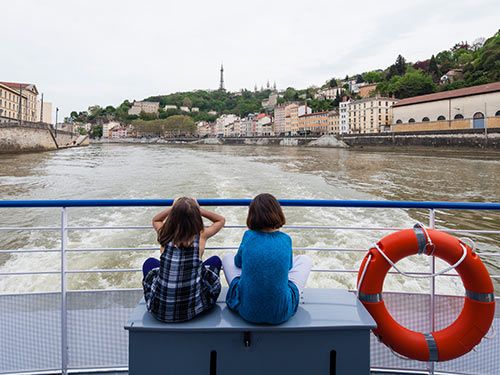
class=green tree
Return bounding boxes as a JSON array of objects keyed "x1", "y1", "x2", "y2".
[
  {"x1": 283, "y1": 87, "x2": 297, "y2": 101},
  {"x1": 428, "y1": 55, "x2": 441, "y2": 81},
  {"x1": 362, "y1": 71, "x2": 383, "y2": 83},
  {"x1": 89, "y1": 125, "x2": 103, "y2": 138},
  {"x1": 182, "y1": 97, "x2": 193, "y2": 108},
  {"x1": 378, "y1": 71, "x2": 435, "y2": 99},
  {"x1": 327, "y1": 78, "x2": 338, "y2": 88}
]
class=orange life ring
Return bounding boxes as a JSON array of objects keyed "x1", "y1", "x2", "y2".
[{"x1": 357, "y1": 226, "x2": 495, "y2": 361}]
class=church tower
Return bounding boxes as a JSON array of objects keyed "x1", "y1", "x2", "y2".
[{"x1": 219, "y1": 63, "x2": 225, "y2": 91}]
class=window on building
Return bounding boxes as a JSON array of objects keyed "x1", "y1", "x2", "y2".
[
  {"x1": 454, "y1": 114, "x2": 464, "y2": 119},
  {"x1": 409, "y1": 118, "x2": 415, "y2": 123},
  {"x1": 422, "y1": 117, "x2": 430, "y2": 122},
  {"x1": 473, "y1": 112, "x2": 484, "y2": 119},
  {"x1": 396, "y1": 119, "x2": 402, "y2": 124},
  {"x1": 437, "y1": 115, "x2": 446, "y2": 121},
  {"x1": 495, "y1": 110, "x2": 500, "y2": 117}
]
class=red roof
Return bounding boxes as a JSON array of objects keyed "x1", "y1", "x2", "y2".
[
  {"x1": 0, "y1": 82, "x2": 38, "y2": 95},
  {"x1": 393, "y1": 82, "x2": 500, "y2": 107}
]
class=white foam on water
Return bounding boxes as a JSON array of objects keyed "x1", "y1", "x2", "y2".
[{"x1": 0, "y1": 145, "x2": 471, "y2": 296}]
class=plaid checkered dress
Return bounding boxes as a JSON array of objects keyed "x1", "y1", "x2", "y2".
[{"x1": 142, "y1": 235, "x2": 221, "y2": 322}]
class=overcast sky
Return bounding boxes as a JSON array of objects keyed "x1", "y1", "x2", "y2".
[{"x1": 2, "y1": 0, "x2": 499, "y2": 118}]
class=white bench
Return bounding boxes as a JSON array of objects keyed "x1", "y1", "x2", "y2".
[{"x1": 125, "y1": 288, "x2": 376, "y2": 375}]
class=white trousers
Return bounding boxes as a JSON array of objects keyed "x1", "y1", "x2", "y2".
[{"x1": 222, "y1": 253, "x2": 312, "y2": 292}]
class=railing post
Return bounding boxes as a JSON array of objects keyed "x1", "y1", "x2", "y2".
[
  {"x1": 61, "y1": 208, "x2": 68, "y2": 375},
  {"x1": 429, "y1": 209, "x2": 436, "y2": 375}
]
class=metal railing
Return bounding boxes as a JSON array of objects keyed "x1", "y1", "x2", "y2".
[{"x1": 0, "y1": 199, "x2": 499, "y2": 375}]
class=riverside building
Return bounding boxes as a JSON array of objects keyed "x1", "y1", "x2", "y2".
[
  {"x1": 339, "y1": 99, "x2": 350, "y2": 134},
  {"x1": 298, "y1": 111, "x2": 329, "y2": 135},
  {"x1": 391, "y1": 82, "x2": 500, "y2": 132},
  {"x1": 0, "y1": 82, "x2": 39, "y2": 123},
  {"x1": 348, "y1": 97, "x2": 397, "y2": 133}
]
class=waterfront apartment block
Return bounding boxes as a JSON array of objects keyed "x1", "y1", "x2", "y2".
[
  {"x1": 391, "y1": 82, "x2": 500, "y2": 132},
  {"x1": 298, "y1": 110, "x2": 341, "y2": 135},
  {"x1": 215, "y1": 114, "x2": 240, "y2": 137},
  {"x1": 273, "y1": 104, "x2": 287, "y2": 135},
  {"x1": 348, "y1": 97, "x2": 397, "y2": 133},
  {"x1": 285, "y1": 103, "x2": 299, "y2": 135},
  {"x1": 197, "y1": 121, "x2": 215, "y2": 137},
  {"x1": 328, "y1": 110, "x2": 340, "y2": 134},
  {"x1": 102, "y1": 121, "x2": 121, "y2": 138},
  {"x1": 0, "y1": 82, "x2": 39, "y2": 123},
  {"x1": 256, "y1": 114, "x2": 273, "y2": 136},
  {"x1": 339, "y1": 100, "x2": 350, "y2": 134},
  {"x1": 298, "y1": 111, "x2": 329, "y2": 135},
  {"x1": 128, "y1": 101, "x2": 160, "y2": 116}
]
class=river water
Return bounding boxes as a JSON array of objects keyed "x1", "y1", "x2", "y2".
[{"x1": 0, "y1": 144, "x2": 499, "y2": 294}]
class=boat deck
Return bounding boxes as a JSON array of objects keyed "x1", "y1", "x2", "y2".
[{"x1": 1, "y1": 289, "x2": 498, "y2": 374}]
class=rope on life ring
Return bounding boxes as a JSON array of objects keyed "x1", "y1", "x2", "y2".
[{"x1": 357, "y1": 224, "x2": 496, "y2": 362}]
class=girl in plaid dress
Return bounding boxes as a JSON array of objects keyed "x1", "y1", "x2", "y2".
[{"x1": 142, "y1": 197, "x2": 225, "y2": 322}]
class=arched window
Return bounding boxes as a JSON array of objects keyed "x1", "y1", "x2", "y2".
[
  {"x1": 396, "y1": 119, "x2": 402, "y2": 124},
  {"x1": 409, "y1": 118, "x2": 415, "y2": 123},
  {"x1": 437, "y1": 115, "x2": 446, "y2": 121},
  {"x1": 422, "y1": 117, "x2": 430, "y2": 122},
  {"x1": 473, "y1": 112, "x2": 484, "y2": 119},
  {"x1": 454, "y1": 114, "x2": 464, "y2": 119},
  {"x1": 495, "y1": 110, "x2": 500, "y2": 117}
]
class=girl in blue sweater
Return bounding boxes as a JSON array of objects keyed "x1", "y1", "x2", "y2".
[{"x1": 223, "y1": 193, "x2": 312, "y2": 324}]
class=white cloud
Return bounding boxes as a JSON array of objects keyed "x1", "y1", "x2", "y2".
[{"x1": 1, "y1": 0, "x2": 499, "y2": 117}]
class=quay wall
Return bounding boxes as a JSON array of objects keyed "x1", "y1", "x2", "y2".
[
  {"x1": 0, "y1": 122, "x2": 85, "y2": 154},
  {"x1": 93, "y1": 129, "x2": 500, "y2": 149},
  {"x1": 341, "y1": 128, "x2": 500, "y2": 149}
]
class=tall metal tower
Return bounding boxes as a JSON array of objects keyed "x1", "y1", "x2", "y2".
[{"x1": 219, "y1": 63, "x2": 225, "y2": 90}]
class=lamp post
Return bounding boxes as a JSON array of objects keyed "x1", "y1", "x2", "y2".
[{"x1": 55, "y1": 107, "x2": 59, "y2": 137}]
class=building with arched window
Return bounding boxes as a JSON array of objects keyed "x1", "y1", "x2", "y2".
[{"x1": 391, "y1": 82, "x2": 500, "y2": 131}]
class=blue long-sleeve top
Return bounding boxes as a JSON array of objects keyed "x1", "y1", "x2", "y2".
[{"x1": 225, "y1": 230, "x2": 299, "y2": 324}]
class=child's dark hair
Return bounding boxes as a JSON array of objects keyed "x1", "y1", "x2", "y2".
[
  {"x1": 158, "y1": 197, "x2": 204, "y2": 248},
  {"x1": 246, "y1": 193, "x2": 286, "y2": 231}
]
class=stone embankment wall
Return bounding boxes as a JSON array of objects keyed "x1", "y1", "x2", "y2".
[
  {"x1": 0, "y1": 122, "x2": 87, "y2": 154},
  {"x1": 341, "y1": 128, "x2": 500, "y2": 149}
]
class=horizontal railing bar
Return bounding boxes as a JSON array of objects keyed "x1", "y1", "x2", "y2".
[
  {"x1": 311, "y1": 269, "x2": 464, "y2": 277},
  {"x1": 0, "y1": 246, "x2": 497, "y2": 257},
  {"x1": 0, "y1": 226, "x2": 60, "y2": 231},
  {"x1": 1, "y1": 289, "x2": 498, "y2": 300},
  {"x1": 0, "y1": 268, "x2": 469, "y2": 277},
  {"x1": 65, "y1": 268, "x2": 141, "y2": 274},
  {"x1": 64, "y1": 246, "x2": 368, "y2": 253},
  {"x1": 0, "y1": 271, "x2": 60, "y2": 276},
  {"x1": 67, "y1": 247, "x2": 160, "y2": 252},
  {"x1": 0, "y1": 198, "x2": 499, "y2": 210},
  {"x1": 0, "y1": 249, "x2": 59, "y2": 254}
]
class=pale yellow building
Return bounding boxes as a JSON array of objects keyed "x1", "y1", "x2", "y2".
[
  {"x1": 298, "y1": 111, "x2": 329, "y2": 135},
  {"x1": 0, "y1": 82, "x2": 39, "y2": 123},
  {"x1": 284, "y1": 103, "x2": 299, "y2": 135},
  {"x1": 348, "y1": 97, "x2": 397, "y2": 134},
  {"x1": 128, "y1": 101, "x2": 160, "y2": 116},
  {"x1": 392, "y1": 82, "x2": 500, "y2": 132},
  {"x1": 327, "y1": 110, "x2": 340, "y2": 134}
]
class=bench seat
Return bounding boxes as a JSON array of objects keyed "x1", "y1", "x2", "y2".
[{"x1": 125, "y1": 288, "x2": 376, "y2": 375}]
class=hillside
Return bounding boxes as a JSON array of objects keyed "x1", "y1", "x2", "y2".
[{"x1": 69, "y1": 30, "x2": 499, "y2": 124}]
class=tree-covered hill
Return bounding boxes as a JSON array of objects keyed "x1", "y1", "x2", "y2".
[{"x1": 70, "y1": 30, "x2": 499, "y2": 125}]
